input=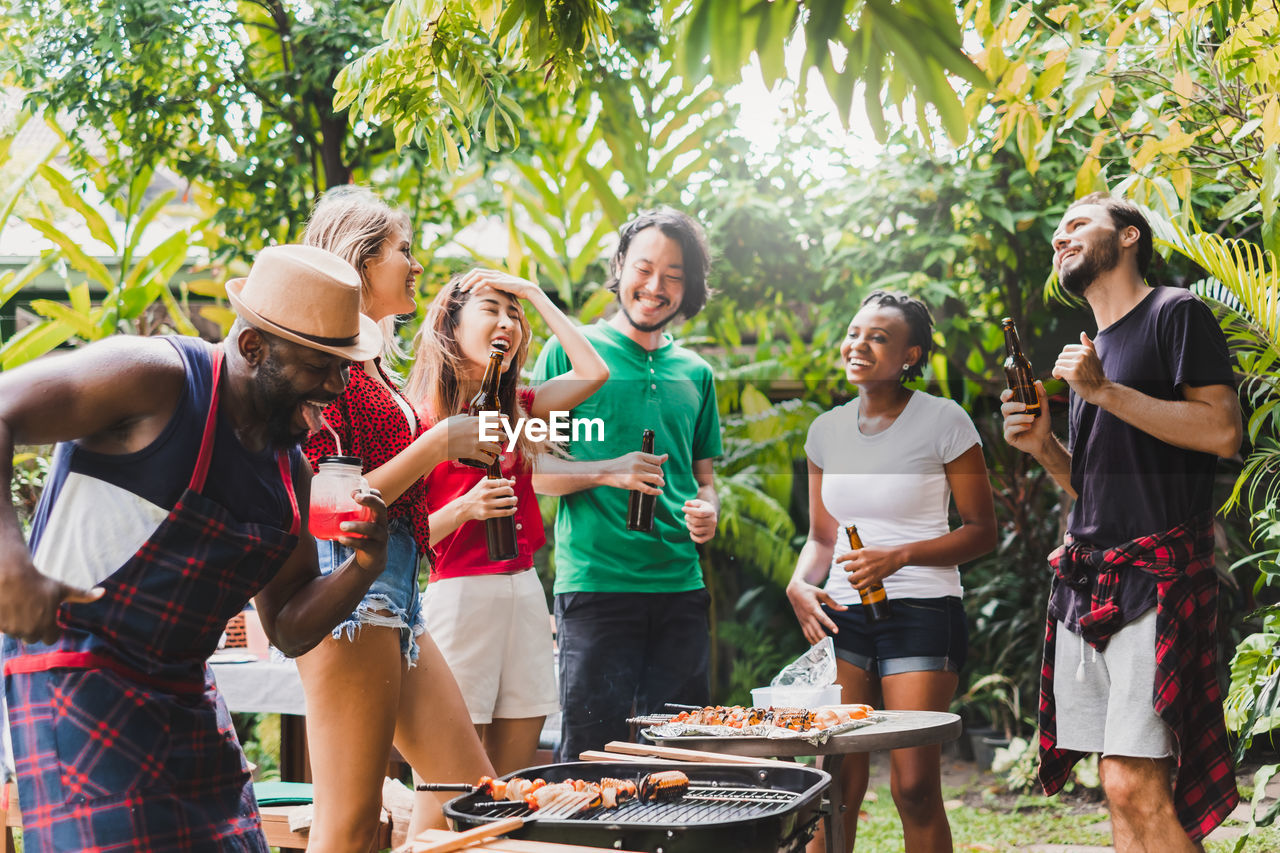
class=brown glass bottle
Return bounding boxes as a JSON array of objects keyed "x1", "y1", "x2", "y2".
[
  {"x1": 627, "y1": 429, "x2": 656, "y2": 532},
  {"x1": 459, "y1": 346, "x2": 507, "y2": 468},
  {"x1": 1001, "y1": 317, "x2": 1041, "y2": 418},
  {"x1": 484, "y1": 457, "x2": 519, "y2": 561},
  {"x1": 845, "y1": 524, "x2": 891, "y2": 622}
]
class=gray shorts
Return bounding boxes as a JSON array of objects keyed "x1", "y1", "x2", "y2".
[{"x1": 1053, "y1": 608, "x2": 1174, "y2": 758}]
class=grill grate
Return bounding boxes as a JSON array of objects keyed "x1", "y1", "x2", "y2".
[{"x1": 468, "y1": 786, "x2": 801, "y2": 825}]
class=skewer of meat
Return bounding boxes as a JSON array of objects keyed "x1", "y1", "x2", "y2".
[{"x1": 638, "y1": 769, "x2": 690, "y2": 802}]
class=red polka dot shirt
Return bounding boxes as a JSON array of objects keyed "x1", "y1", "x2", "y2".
[{"x1": 303, "y1": 359, "x2": 431, "y2": 556}]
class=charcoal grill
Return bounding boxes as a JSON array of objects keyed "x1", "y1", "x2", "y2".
[{"x1": 443, "y1": 761, "x2": 830, "y2": 853}]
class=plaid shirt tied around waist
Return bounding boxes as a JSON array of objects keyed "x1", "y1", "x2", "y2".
[{"x1": 1037, "y1": 513, "x2": 1238, "y2": 841}]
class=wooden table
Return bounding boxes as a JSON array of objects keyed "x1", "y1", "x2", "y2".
[{"x1": 643, "y1": 709, "x2": 962, "y2": 853}]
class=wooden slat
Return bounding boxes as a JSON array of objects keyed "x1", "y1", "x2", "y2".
[
  {"x1": 412, "y1": 827, "x2": 642, "y2": 852},
  {"x1": 259, "y1": 804, "x2": 391, "y2": 850},
  {"x1": 575, "y1": 750, "x2": 657, "y2": 763},
  {"x1": 595, "y1": 741, "x2": 799, "y2": 767}
]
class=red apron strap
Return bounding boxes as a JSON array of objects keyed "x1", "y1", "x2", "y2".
[
  {"x1": 277, "y1": 451, "x2": 301, "y2": 536},
  {"x1": 3, "y1": 650, "x2": 205, "y2": 694},
  {"x1": 189, "y1": 347, "x2": 225, "y2": 494}
]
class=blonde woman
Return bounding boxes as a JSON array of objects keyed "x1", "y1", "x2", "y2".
[{"x1": 298, "y1": 186, "x2": 497, "y2": 851}]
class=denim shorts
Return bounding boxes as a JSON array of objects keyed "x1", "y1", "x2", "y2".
[
  {"x1": 316, "y1": 517, "x2": 426, "y2": 665},
  {"x1": 822, "y1": 596, "x2": 967, "y2": 676}
]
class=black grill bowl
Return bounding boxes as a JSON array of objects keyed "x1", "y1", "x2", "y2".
[{"x1": 443, "y1": 760, "x2": 831, "y2": 853}]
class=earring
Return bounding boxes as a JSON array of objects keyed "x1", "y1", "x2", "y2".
[{"x1": 902, "y1": 363, "x2": 911, "y2": 371}]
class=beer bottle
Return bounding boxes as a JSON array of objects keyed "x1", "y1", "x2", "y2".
[
  {"x1": 845, "y1": 524, "x2": 891, "y2": 622},
  {"x1": 459, "y1": 345, "x2": 507, "y2": 468},
  {"x1": 484, "y1": 456, "x2": 519, "y2": 561},
  {"x1": 627, "y1": 429, "x2": 657, "y2": 532},
  {"x1": 1001, "y1": 317, "x2": 1041, "y2": 418}
]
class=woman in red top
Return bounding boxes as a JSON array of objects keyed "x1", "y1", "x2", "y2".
[
  {"x1": 297, "y1": 187, "x2": 499, "y2": 851},
  {"x1": 405, "y1": 269, "x2": 608, "y2": 773}
]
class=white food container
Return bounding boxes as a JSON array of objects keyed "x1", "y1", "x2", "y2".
[{"x1": 750, "y1": 684, "x2": 841, "y2": 708}]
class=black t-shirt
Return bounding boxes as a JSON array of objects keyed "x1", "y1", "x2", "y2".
[{"x1": 1050, "y1": 286, "x2": 1235, "y2": 628}]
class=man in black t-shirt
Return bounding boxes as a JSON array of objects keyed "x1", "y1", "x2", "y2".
[{"x1": 1002, "y1": 193, "x2": 1241, "y2": 850}]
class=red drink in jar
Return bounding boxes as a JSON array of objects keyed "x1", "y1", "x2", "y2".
[
  {"x1": 308, "y1": 505, "x2": 373, "y2": 540},
  {"x1": 309, "y1": 455, "x2": 370, "y2": 540}
]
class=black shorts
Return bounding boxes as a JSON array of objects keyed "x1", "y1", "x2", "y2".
[{"x1": 822, "y1": 596, "x2": 968, "y2": 676}]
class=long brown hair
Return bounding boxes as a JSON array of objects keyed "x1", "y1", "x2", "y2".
[{"x1": 404, "y1": 274, "x2": 542, "y2": 464}]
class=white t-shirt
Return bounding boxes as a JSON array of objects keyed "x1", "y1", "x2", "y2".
[{"x1": 804, "y1": 390, "x2": 982, "y2": 606}]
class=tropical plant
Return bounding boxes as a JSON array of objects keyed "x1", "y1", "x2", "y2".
[
  {"x1": 356, "y1": 0, "x2": 990, "y2": 149},
  {"x1": 676, "y1": 0, "x2": 988, "y2": 145},
  {"x1": 964, "y1": 0, "x2": 1280, "y2": 253},
  {"x1": 1, "y1": 0, "x2": 480, "y2": 256},
  {"x1": 1128, "y1": 193, "x2": 1280, "y2": 850},
  {"x1": 0, "y1": 137, "x2": 205, "y2": 368},
  {"x1": 955, "y1": 672, "x2": 1023, "y2": 740},
  {"x1": 334, "y1": 0, "x2": 614, "y2": 168}
]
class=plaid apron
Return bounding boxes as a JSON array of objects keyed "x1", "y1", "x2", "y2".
[{"x1": 3, "y1": 348, "x2": 300, "y2": 852}]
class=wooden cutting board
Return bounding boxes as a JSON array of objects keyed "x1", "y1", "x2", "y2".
[{"x1": 412, "y1": 827, "x2": 643, "y2": 852}]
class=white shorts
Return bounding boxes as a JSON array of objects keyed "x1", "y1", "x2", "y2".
[
  {"x1": 423, "y1": 570, "x2": 560, "y2": 725},
  {"x1": 1053, "y1": 608, "x2": 1174, "y2": 758}
]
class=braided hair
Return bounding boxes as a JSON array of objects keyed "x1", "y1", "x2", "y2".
[{"x1": 860, "y1": 290, "x2": 935, "y2": 383}]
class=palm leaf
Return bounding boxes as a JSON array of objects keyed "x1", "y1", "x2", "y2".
[{"x1": 1141, "y1": 207, "x2": 1280, "y2": 515}]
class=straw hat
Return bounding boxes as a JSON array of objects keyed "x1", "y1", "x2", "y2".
[{"x1": 225, "y1": 244, "x2": 381, "y2": 361}]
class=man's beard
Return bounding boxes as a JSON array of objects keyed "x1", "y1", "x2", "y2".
[
  {"x1": 1060, "y1": 232, "x2": 1121, "y2": 296},
  {"x1": 619, "y1": 297, "x2": 678, "y2": 333},
  {"x1": 254, "y1": 356, "x2": 310, "y2": 449}
]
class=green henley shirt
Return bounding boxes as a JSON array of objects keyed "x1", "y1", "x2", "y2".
[{"x1": 531, "y1": 321, "x2": 723, "y2": 594}]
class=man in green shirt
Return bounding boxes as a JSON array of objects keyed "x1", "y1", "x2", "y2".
[{"x1": 532, "y1": 207, "x2": 722, "y2": 759}]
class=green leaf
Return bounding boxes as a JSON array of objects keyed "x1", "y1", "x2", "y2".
[
  {"x1": 125, "y1": 190, "x2": 178, "y2": 259},
  {"x1": 29, "y1": 299, "x2": 100, "y2": 339},
  {"x1": 512, "y1": 162, "x2": 564, "y2": 220},
  {"x1": 755, "y1": 1, "x2": 794, "y2": 88},
  {"x1": 569, "y1": 218, "x2": 613, "y2": 282},
  {"x1": 36, "y1": 165, "x2": 118, "y2": 253},
  {"x1": 127, "y1": 229, "x2": 192, "y2": 293},
  {"x1": 709, "y1": 0, "x2": 745, "y2": 79},
  {"x1": 484, "y1": 108, "x2": 499, "y2": 152},
  {"x1": 682, "y1": 0, "x2": 713, "y2": 78},
  {"x1": 1219, "y1": 189, "x2": 1260, "y2": 223},
  {"x1": 67, "y1": 282, "x2": 91, "y2": 315},
  {"x1": 1062, "y1": 76, "x2": 1108, "y2": 126},
  {"x1": 1262, "y1": 146, "x2": 1280, "y2": 259},
  {"x1": 1248, "y1": 398, "x2": 1280, "y2": 444},
  {"x1": 1232, "y1": 118, "x2": 1263, "y2": 146},
  {"x1": 0, "y1": 256, "x2": 55, "y2": 311},
  {"x1": 578, "y1": 162, "x2": 626, "y2": 228},
  {"x1": 1, "y1": 157, "x2": 52, "y2": 237},
  {"x1": 442, "y1": 131, "x2": 462, "y2": 173},
  {"x1": 522, "y1": 238, "x2": 571, "y2": 300},
  {"x1": 0, "y1": 320, "x2": 78, "y2": 369},
  {"x1": 25, "y1": 219, "x2": 115, "y2": 286},
  {"x1": 126, "y1": 166, "x2": 154, "y2": 222}
]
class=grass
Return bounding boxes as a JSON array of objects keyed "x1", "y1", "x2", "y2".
[{"x1": 849, "y1": 782, "x2": 1280, "y2": 852}]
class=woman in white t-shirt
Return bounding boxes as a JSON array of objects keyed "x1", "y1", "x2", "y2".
[{"x1": 787, "y1": 290, "x2": 997, "y2": 853}]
